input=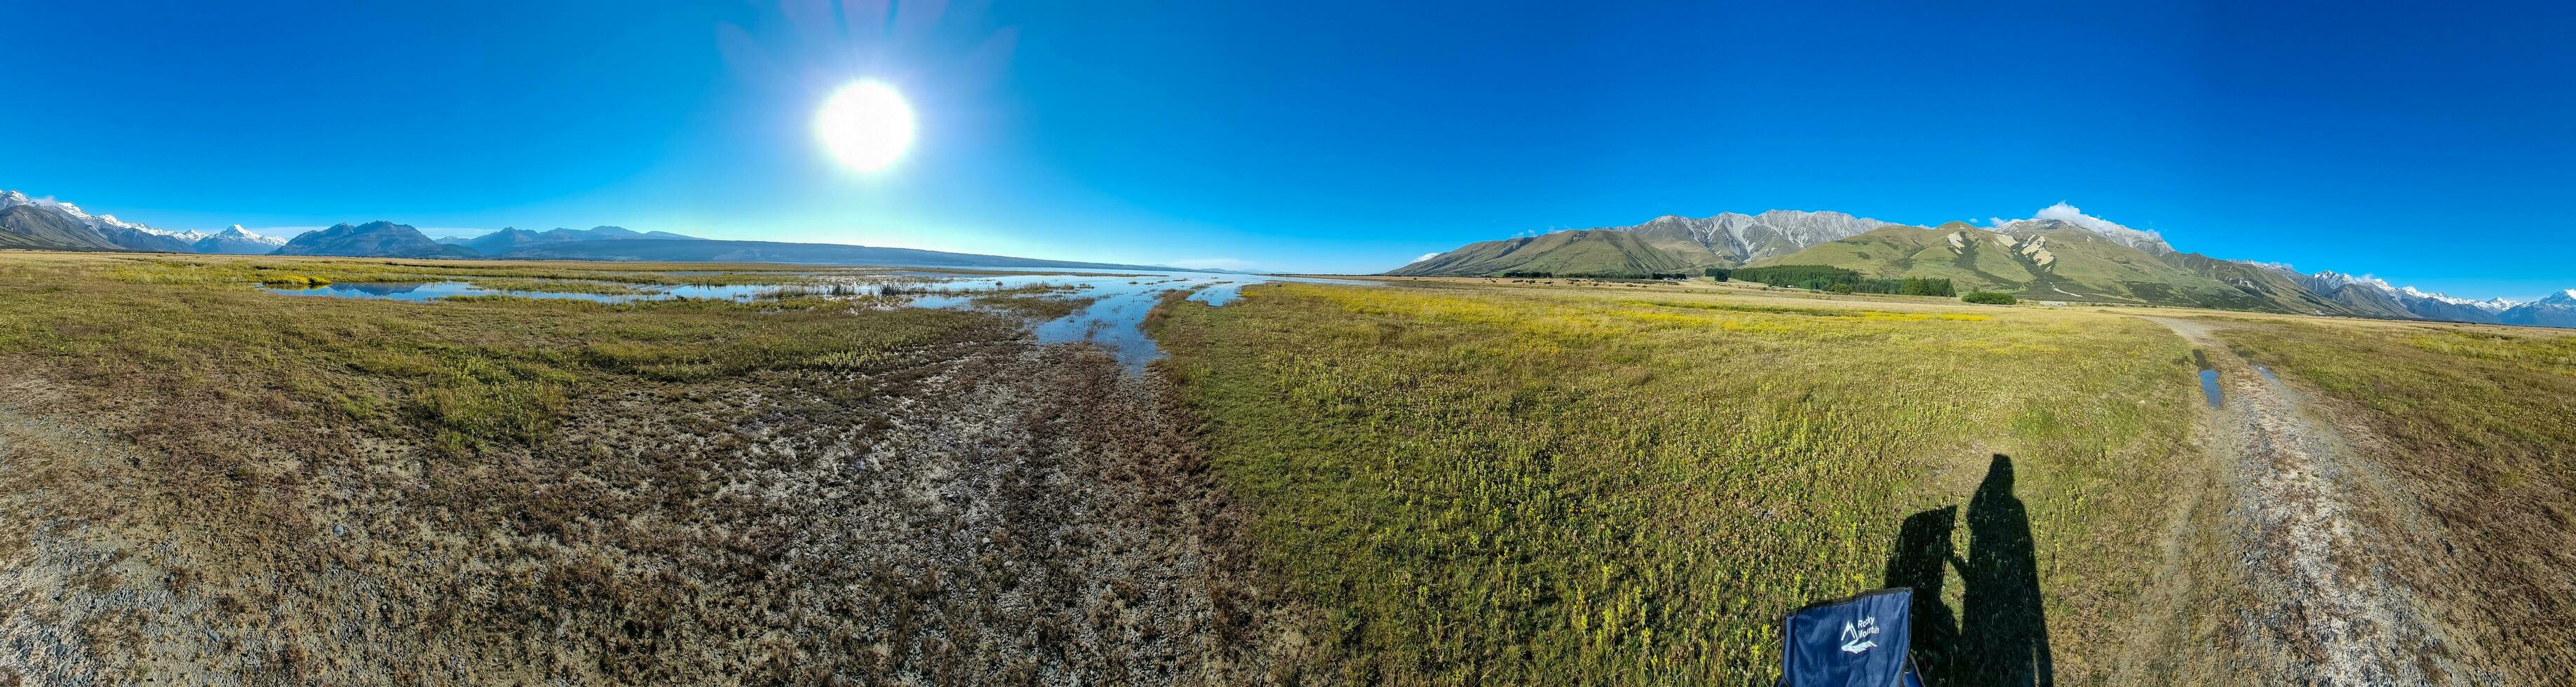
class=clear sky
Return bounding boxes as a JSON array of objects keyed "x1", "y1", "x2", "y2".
[{"x1": 4, "y1": 1, "x2": 2570, "y2": 298}]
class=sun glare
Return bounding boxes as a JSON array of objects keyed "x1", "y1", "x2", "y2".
[{"x1": 816, "y1": 81, "x2": 916, "y2": 173}]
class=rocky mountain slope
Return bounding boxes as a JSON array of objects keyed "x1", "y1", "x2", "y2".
[
  {"x1": 0, "y1": 189, "x2": 238, "y2": 253},
  {"x1": 1753, "y1": 222, "x2": 2300, "y2": 311},
  {"x1": 1387, "y1": 229, "x2": 1689, "y2": 276},
  {"x1": 1621, "y1": 210, "x2": 1899, "y2": 267},
  {"x1": 0, "y1": 204, "x2": 125, "y2": 250},
  {"x1": 1396, "y1": 203, "x2": 2571, "y2": 327}
]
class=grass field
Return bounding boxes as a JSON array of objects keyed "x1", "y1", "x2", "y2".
[
  {"x1": 2, "y1": 252, "x2": 2567, "y2": 685},
  {"x1": 0, "y1": 252, "x2": 1272, "y2": 684},
  {"x1": 1152, "y1": 280, "x2": 2208, "y2": 684}
]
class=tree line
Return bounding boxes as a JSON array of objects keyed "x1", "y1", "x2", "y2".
[
  {"x1": 1728, "y1": 265, "x2": 1956, "y2": 297},
  {"x1": 1496, "y1": 270, "x2": 1697, "y2": 280}
]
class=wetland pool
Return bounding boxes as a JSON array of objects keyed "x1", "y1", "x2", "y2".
[{"x1": 264, "y1": 270, "x2": 1370, "y2": 373}]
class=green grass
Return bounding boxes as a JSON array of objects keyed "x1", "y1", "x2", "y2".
[
  {"x1": 1152, "y1": 283, "x2": 2199, "y2": 684},
  {"x1": 0, "y1": 254, "x2": 1007, "y2": 455}
]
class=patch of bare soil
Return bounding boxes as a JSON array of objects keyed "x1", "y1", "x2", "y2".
[
  {"x1": 0, "y1": 341, "x2": 1312, "y2": 684},
  {"x1": 2140, "y1": 317, "x2": 2467, "y2": 686}
]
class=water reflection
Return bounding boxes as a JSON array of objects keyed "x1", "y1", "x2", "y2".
[{"x1": 262, "y1": 271, "x2": 1370, "y2": 374}]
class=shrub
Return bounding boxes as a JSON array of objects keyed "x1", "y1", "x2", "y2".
[
  {"x1": 258, "y1": 273, "x2": 332, "y2": 287},
  {"x1": 1962, "y1": 291, "x2": 2018, "y2": 304}
]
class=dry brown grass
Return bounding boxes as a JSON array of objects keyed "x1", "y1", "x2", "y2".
[{"x1": 0, "y1": 252, "x2": 1290, "y2": 685}]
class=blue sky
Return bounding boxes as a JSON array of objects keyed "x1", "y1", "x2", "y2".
[{"x1": 3, "y1": 1, "x2": 2570, "y2": 298}]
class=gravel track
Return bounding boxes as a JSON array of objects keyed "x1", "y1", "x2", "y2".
[{"x1": 2143, "y1": 317, "x2": 2453, "y2": 686}]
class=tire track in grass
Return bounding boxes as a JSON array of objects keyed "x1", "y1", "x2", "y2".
[{"x1": 2142, "y1": 317, "x2": 2451, "y2": 686}]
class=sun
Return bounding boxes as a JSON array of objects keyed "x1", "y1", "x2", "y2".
[{"x1": 816, "y1": 81, "x2": 916, "y2": 173}]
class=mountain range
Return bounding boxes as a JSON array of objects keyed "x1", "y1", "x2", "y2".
[
  {"x1": 0, "y1": 187, "x2": 1199, "y2": 273},
  {"x1": 2, "y1": 190, "x2": 292, "y2": 254},
  {"x1": 436, "y1": 225, "x2": 705, "y2": 254},
  {"x1": 1394, "y1": 204, "x2": 2576, "y2": 328}
]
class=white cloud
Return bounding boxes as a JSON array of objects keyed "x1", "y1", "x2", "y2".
[
  {"x1": 2033, "y1": 202, "x2": 2159, "y2": 240},
  {"x1": 1985, "y1": 202, "x2": 2168, "y2": 250},
  {"x1": 1167, "y1": 257, "x2": 1257, "y2": 271},
  {"x1": 1410, "y1": 252, "x2": 1441, "y2": 264}
]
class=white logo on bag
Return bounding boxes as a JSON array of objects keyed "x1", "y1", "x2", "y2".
[{"x1": 1840, "y1": 616, "x2": 1881, "y2": 654}]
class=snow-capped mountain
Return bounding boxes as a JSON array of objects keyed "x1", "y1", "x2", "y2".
[
  {"x1": 2, "y1": 188, "x2": 227, "y2": 252},
  {"x1": 2255, "y1": 266, "x2": 2523, "y2": 324},
  {"x1": 2502, "y1": 290, "x2": 2576, "y2": 328},
  {"x1": 194, "y1": 224, "x2": 289, "y2": 254},
  {"x1": 4, "y1": 188, "x2": 302, "y2": 254},
  {"x1": 2, "y1": 189, "x2": 208, "y2": 241}
]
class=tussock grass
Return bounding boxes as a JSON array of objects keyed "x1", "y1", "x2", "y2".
[{"x1": 1152, "y1": 283, "x2": 2199, "y2": 684}]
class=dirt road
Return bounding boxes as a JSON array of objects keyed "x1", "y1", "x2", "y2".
[{"x1": 2141, "y1": 317, "x2": 2457, "y2": 686}]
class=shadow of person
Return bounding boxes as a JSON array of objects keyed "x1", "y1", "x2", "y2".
[
  {"x1": 1955, "y1": 454, "x2": 2054, "y2": 686},
  {"x1": 1882, "y1": 505, "x2": 1960, "y2": 683}
]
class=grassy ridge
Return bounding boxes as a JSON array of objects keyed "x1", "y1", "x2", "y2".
[{"x1": 1152, "y1": 283, "x2": 2199, "y2": 683}]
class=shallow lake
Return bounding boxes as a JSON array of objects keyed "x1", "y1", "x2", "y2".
[{"x1": 263, "y1": 271, "x2": 1369, "y2": 373}]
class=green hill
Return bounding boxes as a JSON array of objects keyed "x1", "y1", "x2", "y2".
[
  {"x1": 1748, "y1": 222, "x2": 2348, "y2": 313},
  {"x1": 1388, "y1": 229, "x2": 1690, "y2": 276}
]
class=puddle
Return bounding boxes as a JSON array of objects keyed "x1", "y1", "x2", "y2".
[
  {"x1": 2192, "y1": 350, "x2": 2223, "y2": 408},
  {"x1": 903, "y1": 273, "x2": 1364, "y2": 372},
  {"x1": 2255, "y1": 365, "x2": 2278, "y2": 381},
  {"x1": 264, "y1": 271, "x2": 1371, "y2": 374}
]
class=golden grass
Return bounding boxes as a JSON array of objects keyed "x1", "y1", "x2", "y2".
[{"x1": 1151, "y1": 281, "x2": 2202, "y2": 684}]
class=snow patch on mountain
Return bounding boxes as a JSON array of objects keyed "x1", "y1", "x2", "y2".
[{"x1": 2260, "y1": 265, "x2": 2522, "y2": 313}]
